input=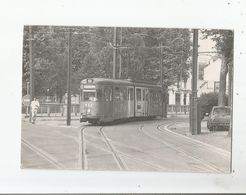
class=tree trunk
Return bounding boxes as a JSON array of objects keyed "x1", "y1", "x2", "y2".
[
  {"x1": 228, "y1": 64, "x2": 233, "y2": 137},
  {"x1": 218, "y1": 55, "x2": 228, "y2": 106},
  {"x1": 228, "y1": 64, "x2": 233, "y2": 107}
]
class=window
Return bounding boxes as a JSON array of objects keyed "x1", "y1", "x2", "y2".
[
  {"x1": 122, "y1": 88, "x2": 127, "y2": 100},
  {"x1": 143, "y1": 89, "x2": 146, "y2": 101},
  {"x1": 104, "y1": 87, "x2": 112, "y2": 101},
  {"x1": 136, "y1": 88, "x2": 141, "y2": 101},
  {"x1": 83, "y1": 91, "x2": 96, "y2": 101},
  {"x1": 114, "y1": 87, "x2": 120, "y2": 101},
  {"x1": 175, "y1": 93, "x2": 181, "y2": 105},
  {"x1": 128, "y1": 88, "x2": 134, "y2": 100},
  {"x1": 183, "y1": 94, "x2": 187, "y2": 105},
  {"x1": 97, "y1": 89, "x2": 102, "y2": 101},
  {"x1": 213, "y1": 107, "x2": 230, "y2": 115}
]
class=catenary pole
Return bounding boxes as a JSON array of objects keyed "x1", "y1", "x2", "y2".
[
  {"x1": 119, "y1": 27, "x2": 123, "y2": 79},
  {"x1": 160, "y1": 41, "x2": 164, "y2": 117},
  {"x1": 29, "y1": 26, "x2": 34, "y2": 123},
  {"x1": 113, "y1": 27, "x2": 117, "y2": 79},
  {"x1": 67, "y1": 28, "x2": 72, "y2": 126},
  {"x1": 190, "y1": 29, "x2": 199, "y2": 134}
]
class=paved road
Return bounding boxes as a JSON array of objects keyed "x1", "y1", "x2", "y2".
[{"x1": 21, "y1": 118, "x2": 231, "y2": 173}]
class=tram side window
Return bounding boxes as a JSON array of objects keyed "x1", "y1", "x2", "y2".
[
  {"x1": 128, "y1": 88, "x2": 134, "y2": 100},
  {"x1": 136, "y1": 88, "x2": 141, "y2": 101},
  {"x1": 114, "y1": 87, "x2": 120, "y2": 101},
  {"x1": 122, "y1": 88, "x2": 127, "y2": 100},
  {"x1": 143, "y1": 89, "x2": 148, "y2": 101},
  {"x1": 104, "y1": 87, "x2": 112, "y2": 101},
  {"x1": 150, "y1": 90, "x2": 159, "y2": 102},
  {"x1": 114, "y1": 87, "x2": 125, "y2": 101},
  {"x1": 97, "y1": 89, "x2": 102, "y2": 101},
  {"x1": 157, "y1": 92, "x2": 161, "y2": 102}
]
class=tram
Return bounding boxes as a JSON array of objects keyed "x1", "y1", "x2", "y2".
[{"x1": 79, "y1": 78, "x2": 162, "y2": 124}]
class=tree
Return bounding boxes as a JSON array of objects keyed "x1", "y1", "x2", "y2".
[
  {"x1": 202, "y1": 29, "x2": 233, "y2": 137},
  {"x1": 202, "y1": 30, "x2": 233, "y2": 106},
  {"x1": 22, "y1": 26, "x2": 192, "y2": 102},
  {"x1": 198, "y1": 92, "x2": 228, "y2": 117}
]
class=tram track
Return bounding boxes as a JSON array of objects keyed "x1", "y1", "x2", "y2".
[
  {"x1": 83, "y1": 131, "x2": 167, "y2": 171},
  {"x1": 79, "y1": 126, "x2": 88, "y2": 170},
  {"x1": 139, "y1": 125, "x2": 225, "y2": 173},
  {"x1": 21, "y1": 138, "x2": 65, "y2": 169},
  {"x1": 157, "y1": 124, "x2": 230, "y2": 158},
  {"x1": 99, "y1": 126, "x2": 128, "y2": 171}
]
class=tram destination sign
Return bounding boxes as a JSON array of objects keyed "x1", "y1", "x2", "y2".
[{"x1": 83, "y1": 85, "x2": 95, "y2": 89}]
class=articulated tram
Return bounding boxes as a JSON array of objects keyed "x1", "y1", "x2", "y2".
[{"x1": 79, "y1": 78, "x2": 162, "y2": 124}]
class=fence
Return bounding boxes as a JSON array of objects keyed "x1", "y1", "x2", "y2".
[
  {"x1": 22, "y1": 103, "x2": 80, "y2": 117},
  {"x1": 22, "y1": 103, "x2": 188, "y2": 117},
  {"x1": 168, "y1": 105, "x2": 190, "y2": 115}
]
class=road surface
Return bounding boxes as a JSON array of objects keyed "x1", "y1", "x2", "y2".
[{"x1": 21, "y1": 118, "x2": 231, "y2": 173}]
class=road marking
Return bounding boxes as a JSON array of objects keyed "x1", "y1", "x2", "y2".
[
  {"x1": 160, "y1": 124, "x2": 231, "y2": 158},
  {"x1": 21, "y1": 138, "x2": 65, "y2": 169}
]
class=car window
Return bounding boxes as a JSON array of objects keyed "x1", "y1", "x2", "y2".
[{"x1": 213, "y1": 108, "x2": 230, "y2": 115}]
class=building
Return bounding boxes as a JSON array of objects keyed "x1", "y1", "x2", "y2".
[{"x1": 167, "y1": 56, "x2": 226, "y2": 114}]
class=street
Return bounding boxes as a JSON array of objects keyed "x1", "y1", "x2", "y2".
[{"x1": 21, "y1": 118, "x2": 231, "y2": 173}]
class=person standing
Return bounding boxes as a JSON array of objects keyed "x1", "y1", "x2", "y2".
[{"x1": 30, "y1": 98, "x2": 40, "y2": 124}]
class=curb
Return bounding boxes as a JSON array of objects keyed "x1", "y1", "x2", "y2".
[{"x1": 161, "y1": 123, "x2": 231, "y2": 157}]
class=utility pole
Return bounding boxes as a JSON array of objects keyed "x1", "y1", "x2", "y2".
[
  {"x1": 67, "y1": 28, "x2": 72, "y2": 126},
  {"x1": 113, "y1": 27, "x2": 117, "y2": 79},
  {"x1": 190, "y1": 29, "x2": 199, "y2": 134},
  {"x1": 160, "y1": 41, "x2": 164, "y2": 117},
  {"x1": 119, "y1": 27, "x2": 123, "y2": 79},
  {"x1": 29, "y1": 26, "x2": 34, "y2": 123}
]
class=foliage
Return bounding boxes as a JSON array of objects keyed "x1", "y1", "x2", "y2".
[
  {"x1": 202, "y1": 29, "x2": 233, "y2": 61},
  {"x1": 201, "y1": 29, "x2": 233, "y2": 107},
  {"x1": 22, "y1": 26, "x2": 192, "y2": 101},
  {"x1": 198, "y1": 92, "x2": 228, "y2": 116}
]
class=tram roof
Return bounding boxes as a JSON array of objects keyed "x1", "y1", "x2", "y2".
[{"x1": 81, "y1": 78, "x2": 161, "y2": 88}]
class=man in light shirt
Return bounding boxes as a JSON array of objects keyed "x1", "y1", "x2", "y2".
[{"x1": 30, "y1": 98, "x2": 40, "y2": 124}]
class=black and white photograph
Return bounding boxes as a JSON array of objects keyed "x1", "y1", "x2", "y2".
[
  {"x1": 21, "y1": 26, "x2": 233, "y2": 173},
  {"x1": 1, "y1": 0, "x2": 246, "y2": 193}
]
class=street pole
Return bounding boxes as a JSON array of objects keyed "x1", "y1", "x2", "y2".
[
  {"x1": 113, "y1": 27, "x2": 117, "y2": 79},
  {"x1": 26, "y1": 81, "x2": 30, "y2": 117},
  {"x1": 190, "y1": 29, "x2": 199, "y2": 135},
  {"x1": 29, "y1": 26, "x2": 34, "y2": 123},
  {"x1": 119, "y1": 27, "x2": 122, "y2": 79},
  {"x1": 67, "y1": 29, "x2": 72, "y2": 126},
  {"x1": 160, "y1": 41, "x2": 164, "y2": 117}
]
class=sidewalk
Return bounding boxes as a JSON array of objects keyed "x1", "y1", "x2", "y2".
[
  {"x1": 168, "y1": 120, "x2": 232, "y2": 152},
  {"x1": 21, "y1": 114, "x2": 81, "y2": 128}
]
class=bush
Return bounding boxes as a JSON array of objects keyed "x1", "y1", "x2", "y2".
[{"x1": 198, "y1": 92, "x2": 228, "y2": 116}]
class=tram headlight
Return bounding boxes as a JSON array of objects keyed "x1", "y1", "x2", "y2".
[{"x1": 87, "y1": 108, "x2": 91, "y2": 113}]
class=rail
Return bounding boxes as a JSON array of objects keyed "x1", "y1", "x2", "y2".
[{"x1": 168, "y1": 105, "x2": 189, "y2": 115}]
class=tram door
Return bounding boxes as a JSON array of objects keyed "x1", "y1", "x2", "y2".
[
  {"x1": 143, "y1": 88, "x2": 149, "y2": 116},
  {"x1": 128, "y1": 87, "x2": 134, "y2": 117},
  {"x1": 103, "y1": 86, "x2": 113, "y2": 121},
  {"x1": 135, "y1": 88, "x2": 144, "y2": 116}
]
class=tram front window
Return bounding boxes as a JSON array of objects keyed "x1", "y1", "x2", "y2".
[{"x1": 83, "y1": 91, "x2": 97, "y2": 101}]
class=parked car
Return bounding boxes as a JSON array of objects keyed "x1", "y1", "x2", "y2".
[{"x1": 207, "y1": 106, "x2": 231, "y2": 131}]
